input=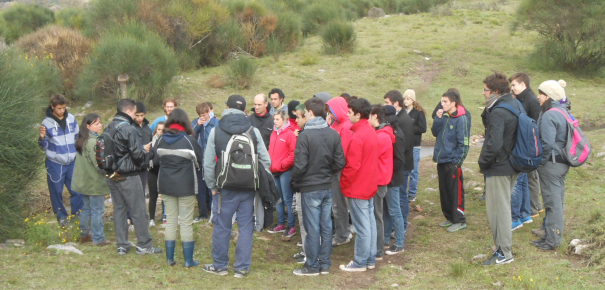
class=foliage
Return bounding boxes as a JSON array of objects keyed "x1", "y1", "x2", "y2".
[
  {"x1": 320, "y1": 21, "x2": 357, "y2": 54},
  {"x1": 236, "y1": 1, "x2": 278, "y2": 57},
  {"x1": 514, "y1": 0, "x2": 605, "y2": 74},
  {"x1": 55, "y1": 7, "x2": 86, "y2": 30},
  {"x1": 227, "y1": 57, "x2": 257, "y2": 89},
  {"x1": 0, "y1": 3, "x2": 55, "y2": 43},
  {"x1": 25, "y1": 213, "x2": 81, "y2": 246}
]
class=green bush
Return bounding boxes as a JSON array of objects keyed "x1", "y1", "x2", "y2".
[
  {"x1": 301, "y1": 3, "x2": 343, "y2": 36},
  {"x1": 75, "y1": 22, "x2": 178, "y2": 104},
  {"x1": 398, "y1": 0, "x2": 451, "y2": 14},
  {"x1": 83, "y1": 0, "x2": 139, "y2": 37},
  {"x1": 227, "y1": 57, "x2": 258, "y2": 89},
  {"x1": 272, "y1": 10, "x2": 302, "y2": 51},
  {"x1": 321, "y1": 21, "x2": 357, "y2": 54},
  {"x1": 0, "y1": 4, "x2": 55, "y2": 43},
  {"x1": 200, "y1": 19, "x2": 246, "y2": 66},
  {"x1": 55, "y1": 7, "x2": 86, "y2": 30}
]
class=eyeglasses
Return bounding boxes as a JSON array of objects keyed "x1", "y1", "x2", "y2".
[{"x1": 483, "y1": 88, "x2": 491, "y2": 92}]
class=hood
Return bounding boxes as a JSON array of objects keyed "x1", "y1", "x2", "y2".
[
  {"x1": 448, "y1": 106, "x2": 467, "y2": 118},
  {"x1": 275, "y1": 119, "x2": 292, "y2": 134},
  {"x1": 376, "y1": 124, "x2": 395, "y2": 143},
  {"x1": 218, "y1": 108, "x2": 252, "y2": 135},
  {"x1": 326, "y1": 97, "x2": 350, "y2": 127},
  {"x1": 162, "y1": 131, "x2": 186, "y2": 145},
  {"x1": 46, "y1": 105, "x2": 68, "y2": 130},
  {"x1": 304, "y1": 116, "x2": 328, "y2": 130},
  {"x1": 313, "y1": 92, "x2": 332, "y2": 104}
]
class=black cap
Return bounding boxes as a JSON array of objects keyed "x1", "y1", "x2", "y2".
[{"x1": 225, "y1": 95, "x2": 246, "y2": 111}]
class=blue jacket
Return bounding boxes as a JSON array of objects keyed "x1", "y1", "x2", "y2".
[
  {"x1": 39, "y1": 106, "x2": 78, "y2": 165},
  {"x1": 191, "y1": 116, "x2": 218, "y2": 158},
  {"x1": 432, "y1": 106, "x2": 471, "y2": 166}
]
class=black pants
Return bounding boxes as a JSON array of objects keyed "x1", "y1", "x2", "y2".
[
  {"x1": 196, "y1": 170, "x2": 211, "y2": 218},
  {"x1": 148, "y1": 171, "x2": 159, "y2": 221},
  {"x1": 438, "y1": 163, "x2": 466, "y2": 224}
]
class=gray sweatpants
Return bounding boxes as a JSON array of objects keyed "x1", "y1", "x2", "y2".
[
  {"x1": 528, "y1": 170, "x2": 543, "y2": 215},
  {"x1": 295, "y1": 192, "x2": 307, "y2": 251},
  {"x1": 106, "y1": 175, "x2": 153, "y2": 249},
  {"x1": 538, "y1": 162, "x2": 569, "y2": 247},
  {"x1": 373, "y1": 186, "x2": 387, "y2": 257},
  {"x1": 485, "y1": 173, "x2": 519, "y2": 259},
  {"x1": 331, "y1": 171, "x2": 350, "y2": 243}
]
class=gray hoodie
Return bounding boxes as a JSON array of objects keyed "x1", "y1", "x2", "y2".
[{"x1": 538, "y1": 101, "x2": 569, "y2": 165}]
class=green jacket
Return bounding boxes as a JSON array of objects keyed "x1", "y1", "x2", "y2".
[{"x1": 72, "y1": 134, "x2": 110, "y2": 196}]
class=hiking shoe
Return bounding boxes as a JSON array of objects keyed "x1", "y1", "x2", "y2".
[
  {"x1": 340, "y1": 261, "x2": 367, "y2": 272},
  {"x1": 297, "y1": 256, "x2": 306, "y2": 264},
  {"x1": 203, "y1": 264, "x2": 228, "y2": 276},
  {"x1": 234, "y1": 269, "x2": 251, "y2": 278},
  {"x1": 268, "y1": 224, "x2": 286, "y2": 234},
  {"x1": 482, "y1": 249, "x2": 513, "y2": 266},
  {"x1": 385, "y1": 245, "x2": 405, "y2": 255},
  {"x1": 320, "y1": 267, "x2": 329, "y2": 275},
  {"x1": 117, "y1": 247, "x2": 129, "y2": 256},
  {"x1": 439, "y1": 220, "x2": 453, "y2": 227},
  {"x1": 521, "y1": 216, "x2": 533, "y2": 224},
  {"x1": 530, "y1": 238, "x2": 546, "y2": 246},
  {"x1": 479, "y1": 192, "x2": 486, "y2": 201},
  {"x1": 512, "y1": 221, "x2": 523, "y2": 231},
  {"x1": 533, "y1": 240, "x2": 556, "y2": 250},
  {"x1": 375, "y1": 255, "x2": 383, "y2": 261},
  {"x1": 532, "y1": 228, "x2": 546, "y2": 238},
  {"x1": 293, "y1": 266, "x2": 319, "y2": 276},
  {"x1": 136, "y1": 246, "x2": 163, "y2": 255},
  {"x1": 447, "y1": 223, "x2": 467, "y2": 232},
  {"x1": 193, "y1": 216, "x2": 205, "y2": 223},
  {"x1": 149, "y1": 220, "x2": 156, "y2": 227},
  {"x1": 283, "y1": 227, "x2": 296, "y2": 238},
  {"x1": 293, "y1": 249, "x2": 305, "y2": 260}
]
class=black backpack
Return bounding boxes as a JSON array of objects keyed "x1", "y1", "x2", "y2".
[
  {"x1": 215, "y1": 127, "x2": 259, "y2": 190},
  {"x1": 95, "y1": 121, "x2": 128, "y2": 173}
]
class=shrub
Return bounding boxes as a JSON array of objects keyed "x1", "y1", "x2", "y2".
[
  {"x1": 83, "y1": 0, "x2": 139, "y2": 37},
  {"x1": 301, "y1": 2, "x2": 343, "y2": 36},
  {"x1": 15, "y1": 26, "x2": 93, "y2": 99},
  {"x1": 207, "y1": 74, "x2": 226, "y2": 88},
  {"x1": 55, "y1": 7, "x2": 86, "y2": 30},
  {"x1": 0, "y1": 4, "x2": 55, "y2": 43},
  {"x1": 321, "y1": 21, "x2": 357, "y2": 54},
  {"x1": 515, "y1": 0, "x2": 605, "y2": 74},
  {"x1": 200, "y1": 19, "x2": 246, "y2": 66},
  {"x1": 237, "y1": 2, "x2": 278, "y2": 57},
  {"x1": 75, "y1": 22, "x2": 178, "y2": 104},
  {"x1": 272, "y1": 10, "x2": 302, "y2": 52},
  {"x1": 397, "y1": 0, "x2": 451, "y2": 14},
  {"x1": 227, "y1": 57, "x2": 257, "y2": 89}
]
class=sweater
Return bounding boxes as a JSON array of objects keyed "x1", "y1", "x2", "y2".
[
  {"x1": 38, "y1": 106, "x2": 78, "y2": 165},
  {"x1": 72, "y1": 133, "x2": 110, "y2": 196}
]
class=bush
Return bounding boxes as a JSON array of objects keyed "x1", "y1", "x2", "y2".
[
  {"x1": 15, "y1": 26, "x2": 93, "y2": 99},
  {"x1": 199, "y1": 19, "x2": 246, "y2": 66},
  {"x1": 55, "y1": 7, "x2": 86, "y2": 30},
  {"x1": 227, "y1": 57, "x2": 257, "y2": 89},
  {"x1": 301, "y1": 3, "x2": 343, "y2": 36},
  {"x1": 321, "y1": 21, "x2": 357, "y2": 54},
  {"x1": 0, "y1": 4, "x2": 55, "y2": 43},
  {"x1": 514, "y1": 0, "x2": 605, "y2": 74},
  {"x1": 237, "y1": 2, "x2": 278, "y2": 57},
  {"x1": 75, "y1": 22, "x2": 178, "y2": 104},
  {"x1": 272, "y1": 10, "x2": 302, "y2": 52},
  {"x1": 83, "y1": 0, "x2": 139, "y2": 37}
]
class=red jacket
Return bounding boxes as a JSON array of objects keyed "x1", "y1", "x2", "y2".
[
  {"x1": 289, "y1": 118, "x2": 300, "y2": 131},
  {"x1": 269, "y1": 121, "x2": 297, "y2": 173},
  {"x1": 326, "y1": 97, "x2": 353, "y2": 156},
  {"x1": 376, "y1": 125, "x2": 395, "y2": 186},
  {"x1": 340, "y1": 119, "x2": 378, "y2": 200}
]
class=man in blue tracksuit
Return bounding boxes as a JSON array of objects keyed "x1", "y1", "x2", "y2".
[
  {"x1": 38, "y1": 94, "x2": 83, "y2": 226},
  {"x1": 191, "y1": 102, "x2": 219, "y2": 222}
]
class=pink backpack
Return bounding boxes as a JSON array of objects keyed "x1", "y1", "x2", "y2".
[{"x1": 548, "y1": 108, "x2": 591, "y2": 167}]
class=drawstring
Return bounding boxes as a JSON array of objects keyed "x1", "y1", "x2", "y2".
[{"x1": 46, "y1": 164, "x2": 63, "y2": 183}]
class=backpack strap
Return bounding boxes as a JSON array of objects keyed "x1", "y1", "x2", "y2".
[
  {"x1": 548, "y1": 108, "x2": 574, "y2": 124},
  {"x1": 495, "y1": 99, "x2": 524, "y2": 117}
]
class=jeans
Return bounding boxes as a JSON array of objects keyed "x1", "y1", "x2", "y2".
[
  {"x1": 79, "y1": 195, "x2": 106, "y2": 244},
  {"x1": 399, "y1": 183, "x2": 410, "y2": 232},
  {"x1": 274, "y1": 170, "x2": 295, "y2": 228},
  {"x1": 511, "y1": 173, "x2": 531, "y2": 222},
  {"x1": 46, "y1": 159, "x2": 83, "y2": 220},
  {"x1": 383, "y1": 187, "x2": 405, "y2": 247},
  {"x1": 302, "y1": 189, "x2": 333, "y2": 270},
  {"x1": 402, "y1": 148, "x2": 420, "y2": 199},
  {"x1": 349, "y1": 198, "x2": 377, "y2": 267}
]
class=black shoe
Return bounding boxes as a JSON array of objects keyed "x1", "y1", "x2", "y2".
[
  {"x1": 530, "y1": 238, "x2": 546, "y2": 246},
  {"x1": 533, "y1": 240, "x2": 556, "y2": 250},
  {"x1": 234, "y1": 269, "x2": 250, "y2": 278},
  {"x1": 293, "y1": 249, "x2": 305, "y2": 260},
  {"x1": 293, "y1": 266, "x2": 319, "y2": 276},
  {"x1": 117, "y1": 247, "x2": 130, "y2": 256},
  {"x1": 385, "y1": 245, "x2": 404, "y2": 255},
  {"x1": 203, "y1": 264, "x2": 228, "y2": 276},
  {"x1": 319, "y1": 267, "x2": 329, "y2": 275}
]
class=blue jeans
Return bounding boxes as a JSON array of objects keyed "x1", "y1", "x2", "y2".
[
  {"x1": 211, "y1": 189, "x2": 255, "y2": 271},
  {"x1": 511, "y1": 173, "x2": 531, "y2": 222},
  {"x1": 79, "y1": 195, "x2": 106, "y2": 244},
  {"x1": 301, "y1": 189, "x2": 333, "y2": 270},
  {"x1": 383, "y1": 187, "x2": 406, "y2": 247},
  {"x1": 46, "y1": 159, "x2": 83, "y2": 220},
  {"x1": 402, "y1": 148, "x2": 421, "y2": 199},
  {"x1": 349, "y1": 198, "x2": 377, "y2": 267},
  {"x1": 274, "y1": 170, "x2": 295, "y2": 228}
]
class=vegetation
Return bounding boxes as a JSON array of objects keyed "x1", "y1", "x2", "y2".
[
  {"x1": 0, "y1": 3, "x2": 54, "y2": 43},
  {"x1": 227, "y1": 57, "x2": 258, "y2": 89},
  {"x1": 321, "y1": 21, "x2": 357, "y2": 54}
]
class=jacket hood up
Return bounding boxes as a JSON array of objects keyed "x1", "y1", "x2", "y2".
[
  {"x1": 162, "y1": 131, "x2": 186, "y2": 145},
  {"x1": 326, "y1": 97, "x2": 350, "y2": 126},
  {"x1": 219, "y1": 108, "x2": 252, "y2": 135}
]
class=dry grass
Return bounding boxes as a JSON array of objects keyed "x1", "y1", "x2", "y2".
[{"x1": 206, "y1": 74, "x2": 226, "y2": 89}]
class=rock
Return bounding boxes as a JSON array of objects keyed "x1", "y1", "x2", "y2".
[
  {"x1": 368, "y1": 7, "x2": 386, "y2": 18},
  {"x1": 391, "y1": 284, "x2": 399, "y2": 287},
  {"x1": 84, "y1": 101, "x2": 93, "y2": 108},
  {"x1": 596, "y1": 152, "x2": 605, "y2": 157},
  {"x1": 318, "y1": 69, "x2": 325, "y2": 73},
  {"x1": 574, "y1": 244, "x2": 589, "y2": 255},
  {"x1": 570, "y1": 239, "x2": 582, "y2": 247},
  {"x1": 5, "y1": 239, "x2": 24, "y2": 245},
  {"x1": 413, "y1": 215, "x2": 425, "y2": 220},
  {"x1": 425, "y1": 188, "x2": 437, "y2": 192},
  {"x1": 415, "y1": 205, "x2": 423, "y2": 212},
  {"x1": 474, "y1": 187, "x2": 483, "y2": 191},
  {"x1": 46, "y1": 244, "x2": 83, "y2": 255},
  {"x1": 0, "y1": 243, "x2": 9, "y2": 250},
  {"x1": 14, "y1": 243, "x2": 23, "y2": 247},
  {"x1": 492, "y1": 281, "x2": 502, "y2": 287},
  {"x1": 425, "y1": 57, "x2": 430, "y2": 61},
  {"x1": 472, "y1": 254, "x2": 486, "y2": 261},
  {"x1": 413, "y1": 50, "x2": 422, "y2": 54}
]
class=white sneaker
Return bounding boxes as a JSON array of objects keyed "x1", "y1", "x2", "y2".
[{"x1": 149, "y1": 220, "x2": 156, "y2": 227}]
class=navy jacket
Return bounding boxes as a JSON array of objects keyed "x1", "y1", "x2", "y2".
[{"x1": 432, "y1": 106, "x2": 471, "y2": 166}]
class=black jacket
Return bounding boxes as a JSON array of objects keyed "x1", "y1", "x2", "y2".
[
  {"x1": 478, "y1": 94, "x2": 519, "y2": 176},
  {"x1": 155, "y1": 131, "x2": 203, "y2": 197},
  {"x1": 107, "y1": 112, "x2": 146, "y2": 176},
  {"x1": 516, "y1": 88, "x2": 541, "y2": 121},
  {"x1": 396, "y1": 109, "x2": 415, "y2": 171},
  {"x1": 248, "y1": 112, "x2": 273, "y2": 150},
  {"x1": 134, "y1": 118, "x2": 152, "y2": 144},
  {"x1": 408, "y1": 108, "x2": 427, "y2": 147},
  {"x1": 291, "y1": 117, "x2": 345, "y2": 193},
  {"x1": 386, "y1": 115, "x2": 406, "y2": 187},
  {"x1": 257, "y1": 164, "x2": 279, "y2": 210}
]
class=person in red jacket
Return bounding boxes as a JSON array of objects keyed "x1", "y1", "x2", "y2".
[
  {"x1": 368, "y1": 105, "x2": 395, "y2": 260},
  {"x1": 339, "y1": 98, "x2": 379, "y2": 272},
  {"x1": 326, "y1": 96, "x2": 355, "y2": 247},
  {"x1": 267, "y1": 110, "x2": 297, "y2": 238}
]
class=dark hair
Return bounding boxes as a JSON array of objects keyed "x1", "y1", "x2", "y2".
[
  {"x1": 164, "y1": 108, "x2": 193, "y2": 135},
  {"x1": 343, "y1": 95, "x2": 357, "y2": 104},
  {"x1": 153, "y1": 121, "x2": 165, "y2": 136},
  {"x1": 50, "y1": 94, "x2": 68, "y2": 107},
  {"x1": 117, "y1": 99, "x2": 136, "y2": 113},
  {"x1": 383, "y1": 90, "x2": 404, "y2": 108},
  {"x1": 304, "y1": 98, "x2": 326, "y2": 118},
  {"x1": 340, "y1": 93, "x2": 351, "y2": 98},
  {"x1": 442, "y1": 91, "x2": 461, "y2": 106},
  {"x1": 508, "y1": 72, "x2": 531, "y2": 88},
  {"x1": 445, "y1": 88, "x2": 464, "y2": 106},
  {"x1": 483, "y1": 72, "x2": 510, "y2": 94},
  {"x1": 348, "y1": 98, "x2": 372, "y2": 119},
  {"x1": 370, "y1": 105, "x2": 386, "y2": 124},
  {"x1": 269, "y1": 88, "x2": 285, "y2": 100},
  {"x1": 75, "y1": 113, "x2": 101, "y2": 154},
  {"x1": 135, "y1": 102, "x2": 147, "y2": 114},
  {"x1": 538, "y1": 90, "x2": 554, "y2": 113}
]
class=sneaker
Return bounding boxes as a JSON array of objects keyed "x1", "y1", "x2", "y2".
[
  {"x1": 234, "y1": 269, "x2": 251, "y2": 278},
  {"x1": 511, "y1": 221, "x2": 523, "y2": 231},
  {"x1": 320, "y1": 267, "x2": 329, "y2": 275},
  {"x1": 135, "y1": 246, "x2": 163, "y2": 255},
  {"x1": 127, "y1": 218, "x2": 132, "y2": 225},
  {"x1": 521, "y1": 216, "x2": 533, "y2": 224},
  {"x1": 409, "y1": 196, "x2": 416, "y2": 202},
  {"x1": 530, "y1": 212, "x2": 540, "y2": 218},
  {"x1": 283, "y1": 227, "x2": 296, "y2": 238},
  {"x1": 267, "y1": 224, "x2": 286, "y2": 234},
  {"x1": 193, "y1": 216, "x2": 204, "y2": 223},
  {"x1": 203, "y1": 264, "x2": 228, "y2": 276},
  {"x1": 385, "y1": 245, "x2": 404, "y2": 255},
  {"x1": 482, "y1": 249, "x2": 513, "y2": 266},
  {"x1": 531, "y1": 228, "x2": 546, "y2": 238},
  {"x1": 162, "y1": 218, "x2": 167, "y2": 224},
  {"x1": 293, "y1": 266, "x2": 319, "y2": 276},
  {"x1": 293, "y1": 249, "x2": 305, "y2": 260},
  {"x1": 447, "y1": 223, "x2": 467, "y2": 232},
  {"x1": 332, "y1": 233, "x2": 353, "y2": 247},
  {"x1": 296, "y1": 241, "x2": 303, "y2": 247},
  {"x1": 340, "y1": 261, "x2": 367, "y2": 272},
  {"x1": 297, "y1": 256, "x2": 306, "y2": 264},
  {"x1": 439, "y1": 220, "x2": 453, "y2": 227},
  {"x1": 117, "y1": 247, "x2": 129, "y2": 255},
  {"x1": 375, "y1": 255, "x2": 383, "y2": 261},
  {"x1": 367, "y1": 264, "x2": 376, "y2": 270},
  {"x1": 149, "y1": 220, "x2": 156, "y2": 227}
]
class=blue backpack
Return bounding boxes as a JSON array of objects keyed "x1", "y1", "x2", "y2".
[{"x1": 496, "y1": 99, "x2": 543, "y2": 173}]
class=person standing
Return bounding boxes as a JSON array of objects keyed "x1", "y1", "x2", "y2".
[
  {"x1": 38, "y1": 94, "x2": 83, "y2": 226},
  {"x1": 401, "y1": 89, "x2": 426, "y2": 202},
  {"x1": 269, "y1": 88, "x2": 287, "y2": 115},
  {"x1": 148, "y1": 121, "x2": 165, "y2": 227},
  {"x1": 150, "y1": 98, "x2": 177, "y2": 132},
  {"x1": 191, "y1": 102, "x2": 219, "y2": 222},
  {"x1": 134, "y1": 102, "x2": 152, "y2": 197},
  {"x1": 287, "y1": 100, "x2": 301, "y2": 131},
  {"x1": 292, "y1": 102, "x2": 308, "y2": 264},
  {"x1": 248, "y1": 94, "x2": 274, "y2": 151}
]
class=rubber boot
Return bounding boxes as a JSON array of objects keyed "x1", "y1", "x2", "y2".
[
  {"x1": 183, "y1": 241, "x2": 199, "y2": 268},
  {"x1": 165, "y1": 240, "x2": 176, "y2": 266}
]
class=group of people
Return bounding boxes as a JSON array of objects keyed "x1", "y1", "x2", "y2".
[{"x1": 37, "y1": 71, "x2": 574, "y2": 277}]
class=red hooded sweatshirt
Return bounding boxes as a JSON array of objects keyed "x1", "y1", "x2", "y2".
[
  {"x1": 269, "y1": 120, "x2": 297, "y2": 173},
  {"x1": 376, "y1": 125, "x2": 395, "y2": 186},
  {"x1": 340, "y1": 119, "x2": 378, "y2": 200},
  {"x1": 326, "y1": 97, "x2": 353, "y2": 156}
]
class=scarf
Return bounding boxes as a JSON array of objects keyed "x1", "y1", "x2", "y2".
[{"x1": 169, "y1": 124, "x2": 185, "y2": 131}]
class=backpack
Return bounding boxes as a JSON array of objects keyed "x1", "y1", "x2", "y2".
[
  {"x1": 95, "y1": 121, "x2": 129, "y2": 173},
  {"x1": 215, "y1": 127, "x2": 259, "y2": 190},
  {"x1": 496, "y1": 99, "x2": 543, "y2": 173},
  {"x1": 548, "y1": 108, "x2": 591, "y2": 167}
]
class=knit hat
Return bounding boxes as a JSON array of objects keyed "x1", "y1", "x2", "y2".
[
  {"x1": 225, "y1": 94, "x2": 246, "y2": 111},
  {"x1": 287, "y1": 100, "x2": 300, "y2": 120},
  {"x1": 313, "y1": 92, "x2": 332, "y2": 104},
  {"x1": 384, "y1": 105, "x2": 397, "y2": 116},
  {"x1": 538, "y1": 80, "x2": 567, "y2": 102},
  {"x1": 403, "y1": 89, "x2": 416, "y2": 102}
]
